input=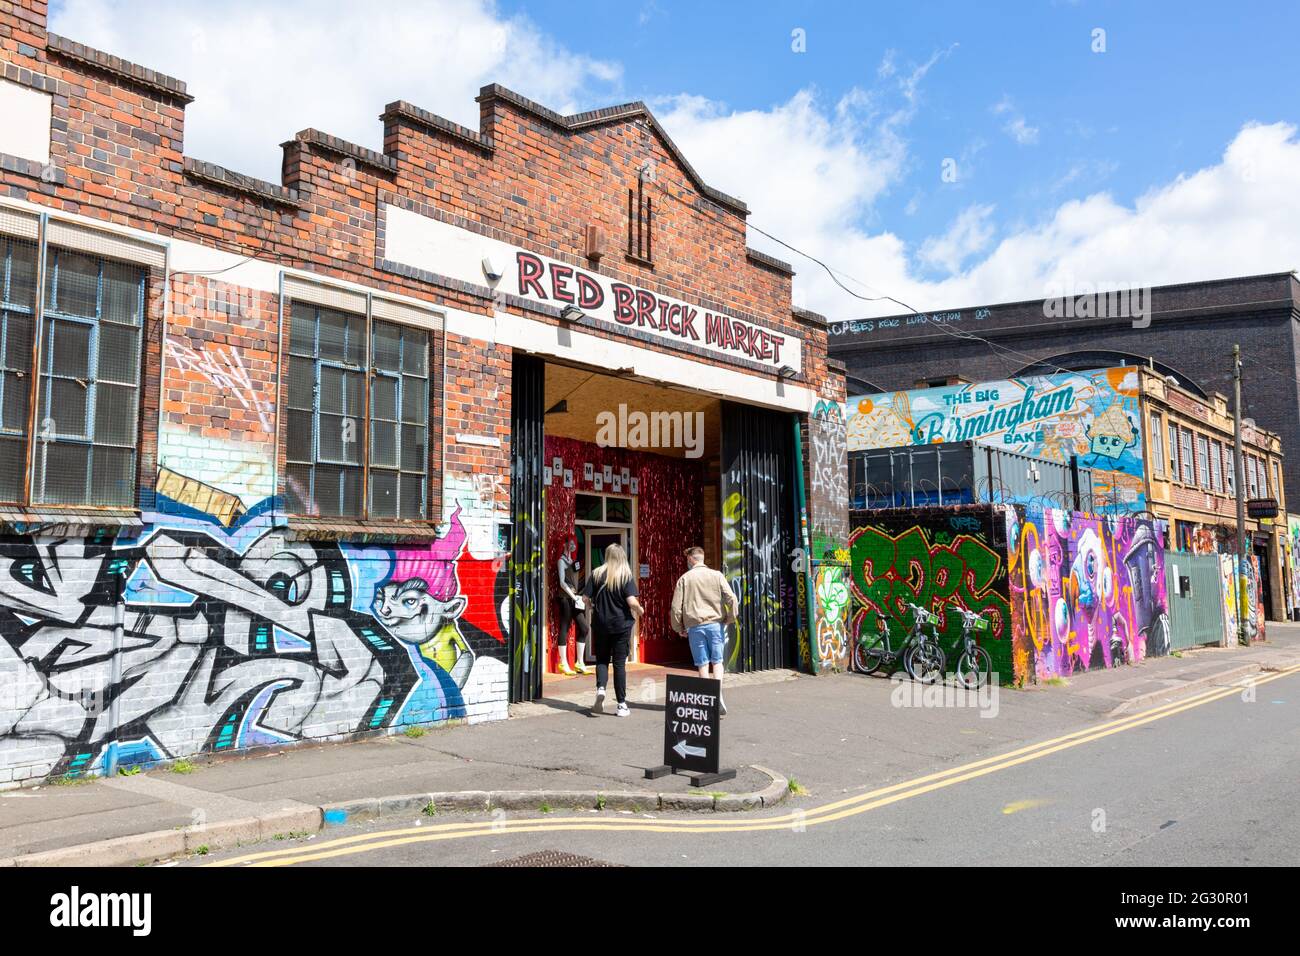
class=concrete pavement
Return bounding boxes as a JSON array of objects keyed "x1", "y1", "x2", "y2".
[{"x1": 3, "y1": 624, "x2": 1298, "y2": 866}]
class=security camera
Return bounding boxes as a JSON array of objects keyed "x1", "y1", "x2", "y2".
[{"x1": 481, "y1": 257, "x2": 503, "y2": 282}]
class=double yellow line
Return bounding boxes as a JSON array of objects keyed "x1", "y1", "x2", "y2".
[{"x1": 209, "y1": 664, "x2": 1298, "y2": 867}]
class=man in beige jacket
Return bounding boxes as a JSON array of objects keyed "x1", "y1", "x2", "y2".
[{"x1": 671, "y1": 547, "x2": 739, "y2": 714}]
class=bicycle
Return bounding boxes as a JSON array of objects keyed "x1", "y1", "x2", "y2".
[
  {"x1": 951, "y1": 604, "x2": 993, "y2": 689},
  {"x1": 854, "y1": 602, "x2": 946, "y2": 684}
]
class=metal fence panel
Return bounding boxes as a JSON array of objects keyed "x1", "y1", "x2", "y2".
[{"x1": 1165, "y1": 553, "x2": 1226, "y2": 650}]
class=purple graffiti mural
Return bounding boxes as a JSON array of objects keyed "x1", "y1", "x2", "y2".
[{"x1": 1005, "y1": 506, "x2": 1170, "y2": 683}]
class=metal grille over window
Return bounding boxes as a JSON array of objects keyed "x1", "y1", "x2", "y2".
[
  {"x1": 369, "y1": 320, "x2": 428, "y2": 519},
  {"x1": 31, "y1": 248, "x2": 146, "y2": 508},
  {"x1": 0, "y1": 235, "x2": 39, "y2": 503},
  {"x1": 286, "y1": 302, "x2": 366, "y2": 518},
  {"x1": 285, "y1": 299, "x2": 432, "y2": 520}
]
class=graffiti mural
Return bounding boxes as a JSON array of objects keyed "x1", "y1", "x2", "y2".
[
  {"x1": 1219, "y1": 553, "x2": 1265, "y2": 645},
  {"x1": 0, "y1": 491, "x2": 508, "y2": 783},
  {"x1": 1287, "y1": 515, "x2": 1300, "y2": 619},
  {"x1": 1004, "y1": 505, "x2": 1170, "y2": 683},
  {"x1": 813, "y1": 561, "x2": 850, "y2": 668},
  {"x1": 809, "y1": 400, "x2": 848, "y2": 559},
  {"x1": 720, "y1": 402, "x2": 798, "y2": 672},
  {"x1": 847, "y1": 367, "x2": 1146, "y2": 512},
  {"x1": 847, "y1": 507, "x2": 1012, "y2": 677}
]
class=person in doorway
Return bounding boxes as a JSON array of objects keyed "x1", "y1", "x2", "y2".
[
  {"x1": 555, "y1": 536, "x2": 590, "y2": 676},
  {"x1": 671, "y1": 546, "x2": 739, "y2": 715},
  {"x1": 583, "y1": 543, "x2": 643, "y2": 717}
]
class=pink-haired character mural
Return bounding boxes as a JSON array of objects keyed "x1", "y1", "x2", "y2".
[{"x1": 372, "y1": 508, "x2": 508, "y2": 723}]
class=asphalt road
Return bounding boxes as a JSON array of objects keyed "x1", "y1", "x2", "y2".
[{"x1": 195, "y1": 666, "x2": 1300, "y2": 867}]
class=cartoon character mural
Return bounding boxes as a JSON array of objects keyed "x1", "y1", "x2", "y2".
[
  {"x1": 368, "y1": 508, "x2": 509, "y2": 724},
  {"x1": 846, "y1": 367, "x2": 1146, "y2": 512},
  {"x1": 1004, "y1": 505, "x2": 1169, "y2": 683},
  {"x1": 0, "y1": 489, "x2": 508, "y2": 783}
]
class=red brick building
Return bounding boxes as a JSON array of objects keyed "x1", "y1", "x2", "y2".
[{"x1": 0, "y1": 1, "x2": 846, "y2": 785}]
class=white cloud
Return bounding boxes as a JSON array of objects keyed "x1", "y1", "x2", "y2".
[
  {"x1": 992, "y1": 95, "x2": 1039, "y2": 146},
  {"x1": 46, "y1": 4, "x2": 1300, "y2": 329},
  {"x1": 50, "y1": 0, "x2": 622, "y2": 181},
  {"x1": 918, "y1": 204, "x2": 996, "y2": 273}
]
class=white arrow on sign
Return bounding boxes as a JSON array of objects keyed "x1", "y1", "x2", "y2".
[{"x1": 673, "y1": 740, "x2": 706, "y2": 760}]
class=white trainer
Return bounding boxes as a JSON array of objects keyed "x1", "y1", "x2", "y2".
[
  {"x1": 593, "y1": 686, "x2": 606, "y2": 714},
  {"x1": 616, "y1": 701, "x2": 630, "y2": 717}
]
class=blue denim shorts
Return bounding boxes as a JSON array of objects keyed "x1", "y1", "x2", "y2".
[{"x1": 688, "y1": 622, "x2": 726, "y2": 666}]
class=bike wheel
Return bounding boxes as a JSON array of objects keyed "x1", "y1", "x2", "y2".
[
  {"x1": 904, "y1": 640, "x2": 946, "y2": 684},
  {"x1": 956, "y1": 645, "x2": 992, "y2": 689},
  {"x1": 854, "y1": 638, "x2": 886, "y2": 675}
]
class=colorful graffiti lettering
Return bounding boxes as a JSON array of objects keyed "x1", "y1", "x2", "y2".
[
  {"x1": 0, "y1": 490, "x2": 508, "y2": 782},
  {"x1": 848, "y1": 513, "x2": 1011, "y2": 675}
]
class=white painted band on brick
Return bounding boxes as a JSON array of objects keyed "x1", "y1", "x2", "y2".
[
  {"x1": 440, "y1": 304, "x2": 817, "y2": 415},
  {"x1": 0, "y1": 199, "x2": 817, "y2": 414},
  {"x1": 454, "y1": 433, "x2": 503, "y2": 447},
  {"x1": 384, "y1": 204, "x2": 803, "y2": 373}
]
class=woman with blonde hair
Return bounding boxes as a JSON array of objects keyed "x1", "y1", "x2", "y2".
[{"x1": 582, "y1": 542, "x2": 643, "y2": 716}]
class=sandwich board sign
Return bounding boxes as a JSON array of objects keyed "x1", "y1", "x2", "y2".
[{"x1": 645, "y1": 674, "x2": 734, "y2": 787}]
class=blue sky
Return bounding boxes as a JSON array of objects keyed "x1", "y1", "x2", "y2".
[
  {"x1": 50, "y1": 0, "x2": 1300, "y2": 317},
  {"x1": 496, "y1": 0, "x2": 1300, "y2": 269}
]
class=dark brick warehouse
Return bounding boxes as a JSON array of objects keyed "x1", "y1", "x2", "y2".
[{"x1": 828, "y1": 272, "x2": 1300, "y2": 494}]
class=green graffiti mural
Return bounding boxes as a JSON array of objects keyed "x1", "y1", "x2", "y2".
[{"x1": 847, "y1": 514, "x2": 1012, "y2": 677}]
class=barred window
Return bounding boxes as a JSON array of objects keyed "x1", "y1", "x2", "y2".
[
  {"x1": 285, "y1": 301, "x2": 429, "y2": 519},
  {"x1": 31, "y1": 249, "x2": 145, "y2": 507},
  {"x1": 1195, "y1": 434, "x2": 1209, "y2": 488},
  {"x1": 1179, "y1": 427, "x2": 1194, "y2": 485},
  {"x1": 1210, "y1": 440, "x2": 1222, "y2": 493},
  {"x1": 0, "y1": 235, "x2": 38, "y2": 502}
]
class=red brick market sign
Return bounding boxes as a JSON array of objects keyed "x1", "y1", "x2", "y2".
[{"x1": 382, "y1": 203, "x2": 803, "y2": 373}]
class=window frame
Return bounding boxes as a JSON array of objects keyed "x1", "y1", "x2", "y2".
[
  {"x1": 1149, "y1": 411, "x2": 1163, "y2": 476},
  {"x1": 1195, "y1": 433, "x2": 1209, "y2": 489},
  {"x1": 31, "y1": 247, "x2": 147, "y2": 508},
  {"x1": 1178, "y1": 427, "x2": 1194, "y2": 485},
  {"x1": 0, "y1": 235, "x2": 38, "y2": 503},
  {"x1": 283, "y1": 289, "x2": 437, "y2": 522}
]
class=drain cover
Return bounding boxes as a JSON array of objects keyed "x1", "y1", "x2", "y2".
[{"x1": 488, "y1": 849, "x2": 622, "y2": 867}]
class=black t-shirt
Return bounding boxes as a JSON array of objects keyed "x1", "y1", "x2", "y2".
[{"x1": 583, "y1": 572, "x2": 639, "y2": 635}]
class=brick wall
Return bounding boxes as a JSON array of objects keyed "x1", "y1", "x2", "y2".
[{"x1": 0, "y1": 3, "x2": 837, "y2": 783}]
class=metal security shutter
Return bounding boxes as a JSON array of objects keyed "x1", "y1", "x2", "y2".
[
  {"x1": 509, "y1": 353, "x2": 546, "y2": 702},
  {"x1": 283, "y1": 274, "x2": 368, "y2": 315},
  {"x1": 720, "y1": 401, "x2": 798, "y2": 672},
  {"x1": 45, "y1": 219, "x2": 166, "y2": 270},
  {"x1": 371, "y1": 296, "x2": 444, "y2": 331},
  {"x1": 0, "y1": 206, "x2": 39, "y2": 240}
]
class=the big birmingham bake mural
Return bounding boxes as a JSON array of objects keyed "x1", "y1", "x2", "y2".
[
  {"x1": 847, "y1": 367, "x2": 1146, "y2": 512},
  {"x1": 0, "y1": 481, "x2": 509, "y2": 779}
]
